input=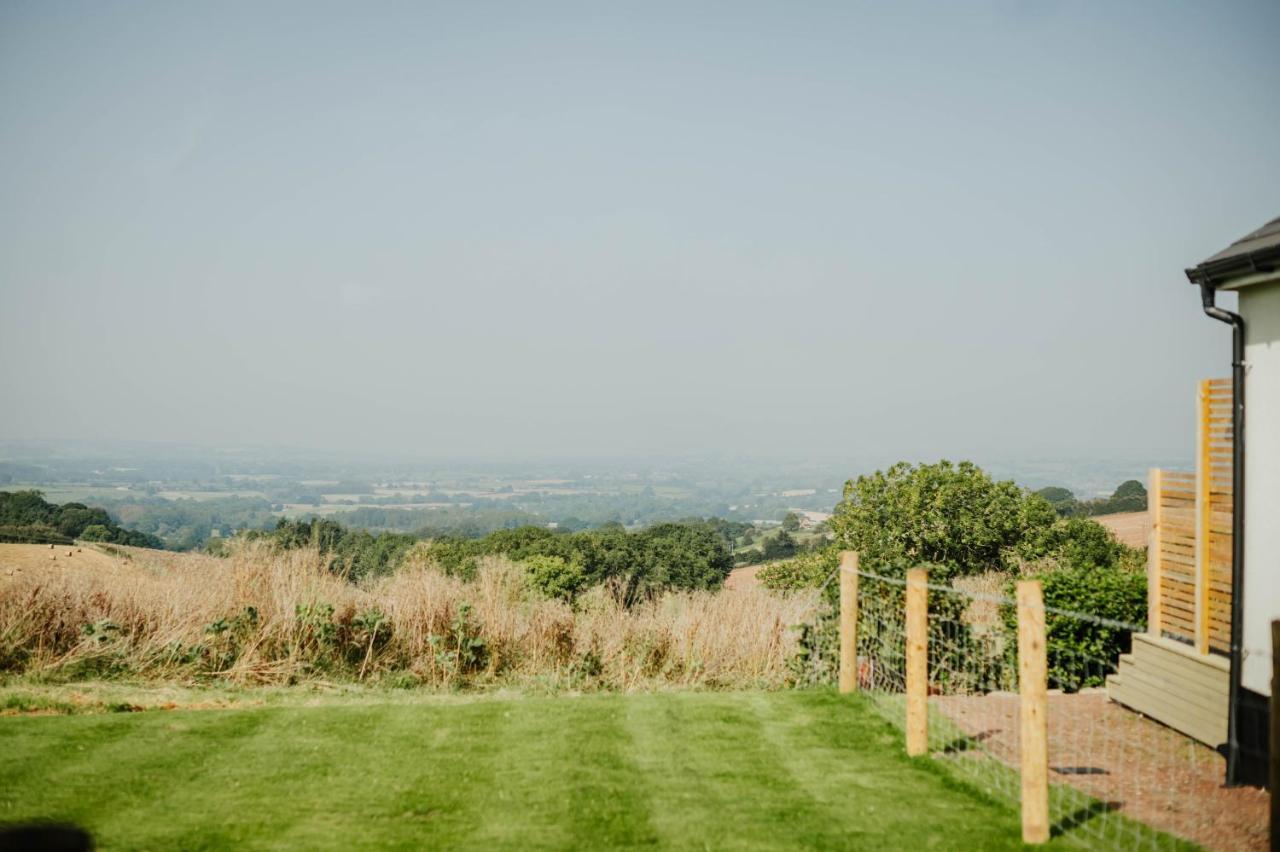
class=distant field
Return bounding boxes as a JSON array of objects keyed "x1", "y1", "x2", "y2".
[
  {"x1": 0, "y1": 691, "x2": 1040, "y2": 850},
  {"x1": 0, "y1": 542, "x2": 118, "y2": 576},
  {"x1": 0, "y1": 542, "x2": 219, "y2": 579},
  {"x1": 155, "y1": 489, "x2": 269, "y2": 501},
  {"x1": 0, "y1": 485, "x2": 135, "y2": 504},
  {"x1": 1093, "y1": 511, "x2": 1148, "y2": 548},
  {"x1": 725, "y1": 563, "x2": 766, "y2": 591}
]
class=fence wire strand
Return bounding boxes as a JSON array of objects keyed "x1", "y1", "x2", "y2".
[{"x1": 791, "y1": 567, "x2": 1256, "y2": 851}]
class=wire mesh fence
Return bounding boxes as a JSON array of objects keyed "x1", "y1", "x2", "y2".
[{"x1": 790, "y1": 556, "x2": 1268, "y2": 850}]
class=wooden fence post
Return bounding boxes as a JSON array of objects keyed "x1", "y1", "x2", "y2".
[
  {"x1": 905, "y1": 567, "x2": 928, "y2": 757},
  {"x1": 839, "y1": 551, "x2": 859, "y2": 694},
  {"x1": 1196, "y1": 380, "x2": 1211, "y2": 654},
  {"x1": 1147, "y1": 467, "x2": 1163, "y2": 637},
  {"x1": 1017, "y1": 580, "x2": 1049, "y2": 845}
]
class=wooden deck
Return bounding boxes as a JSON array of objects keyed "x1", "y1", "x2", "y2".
[{"x1": 1105, "y1": 633, "x2": 1228, "y2": 747}]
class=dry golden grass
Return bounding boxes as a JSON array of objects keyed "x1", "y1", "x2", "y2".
[{"x1": 0, "y1": 542, "x2": 817, "y2": 690}]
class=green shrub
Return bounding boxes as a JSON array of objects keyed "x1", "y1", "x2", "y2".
[
  {"x1": 523, "y1": 555, "x2": 587, "y2": 603},
  {"x1": 757, "y1": 547, "x2": 838, "y2": 592},
  {"x1": 429, "y1": 603, "x2": 487, "y2": 679},
  {"x1": 1012, "y1": 516, "x2": 1133, "y2": 572},
  {"x1": 79, "y1": 524, "x2": 113, "y2": 542},
  {"x1": 1002, "y1": 564, "x2": 1146, "y2": 690}
]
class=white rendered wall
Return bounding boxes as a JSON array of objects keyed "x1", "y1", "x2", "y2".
[{"x1": 1238, "y1": 281, "x2": 1280, "y2": 696}]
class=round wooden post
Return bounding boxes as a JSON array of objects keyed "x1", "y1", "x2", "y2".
[
  {"x1": 1017, "y1": 579, "x2": 1049, "y2": 845},
  {"x1": 905, "y1": 567, "x2": 928, "y2": 757},
  {"x1": 838, "y1": 551, "x2": 859, "y2": 693}
]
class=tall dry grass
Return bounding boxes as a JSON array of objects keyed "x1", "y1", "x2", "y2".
[{"x1": 0, "y1": 543, "x2": 817, "y2": 690}]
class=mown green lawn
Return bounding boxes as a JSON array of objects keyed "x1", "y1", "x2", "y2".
[{"x1": 1, "y1": 690, "x2": 1058, "y2": 850}]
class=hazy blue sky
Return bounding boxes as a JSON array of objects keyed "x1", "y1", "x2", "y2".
[{"x1": 2, "y1": 1, "x2": 1277, "y2": 465}]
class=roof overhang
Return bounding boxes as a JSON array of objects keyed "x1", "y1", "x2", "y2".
[{"x1": 1185, "y1": 215, "x2": 1280, "y2": 290}]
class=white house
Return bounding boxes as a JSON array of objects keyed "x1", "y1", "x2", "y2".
[{"x1": 1185, "y1": 215, "x2": 1280, "y2": 787}]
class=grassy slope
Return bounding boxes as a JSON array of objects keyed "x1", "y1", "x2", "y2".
[{"x1": 0, "y1": 690, "x2": 1052, "y2": 851}]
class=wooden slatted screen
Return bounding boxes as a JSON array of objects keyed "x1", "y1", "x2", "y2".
[
  {"x1": 1154, "y1": 469, "x2": 1197, "y2": 645},
  {"x1": 1149, "y1": 378, "x2": 1234, "y2": 655},
  {"x1": 1198, "y1": 378, "x2": 1233, "y2": 654}
]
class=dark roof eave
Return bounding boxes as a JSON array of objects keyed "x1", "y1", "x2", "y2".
[{"x1": 1185, "y1": 245, "x2": 1280, "y2": 287}]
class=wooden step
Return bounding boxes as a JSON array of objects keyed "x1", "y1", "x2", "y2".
[
  {"x1": 1116, "y1": 659, "x2": 1226, "y2": 717},
  {"x1": 1106, "y1": 633, "x2": 1229, "y2": 747},
  {"x1": 1108, "y1": 685, "x2": 1225, "y2": 746},
  {"x1": 1126, "y1": 647, "x2": 1228, "y2": 696},
  {"x1": 1107, "y1": 675, "x2": 1225, "y2": 746}
]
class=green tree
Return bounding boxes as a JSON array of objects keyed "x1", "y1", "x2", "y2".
[
  {"x1": 762, "y1": 530, "x2": 797, "y2": 560},
  {"x1": 781, "y1": 512, "x2": 801, "y2": 532},
  {"x1": 828, "y1": 460, "x2": 1057, "y2": 579},
  {"x1": 1090, "y1": 479, "x2": 1147, "y2": 514},
  {"x1": 1035, "y1": 486, "x2": 1084, "y2": 517}
]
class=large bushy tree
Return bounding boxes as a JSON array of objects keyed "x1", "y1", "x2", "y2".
[{"x1": 828, "y1": 460, "x2": 1057, "y2": 579}]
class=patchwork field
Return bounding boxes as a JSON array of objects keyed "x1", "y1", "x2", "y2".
[{"x1": 0, "y1": 691, "x2": 1054, "y2": 851}]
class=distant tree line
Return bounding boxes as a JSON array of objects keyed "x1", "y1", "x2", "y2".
[
  {"x1": 113, "y1": 496, "x2": 278, "y2": 551},
  {"x1": 241, "y1": 518, "x2": 416, "y2": 581},
  {"x1": 245, "y1": 515, "x2": 739, "y2": 600},
  {"x1": 421, "y1": 520, "x2": 736, "y2": 603},
  {"x1": 0, "y1": 490, "x2": 162, "y2": 547},
  {"x1": 1034, "y1": 480, "x2": 1147, "y2": 518}
]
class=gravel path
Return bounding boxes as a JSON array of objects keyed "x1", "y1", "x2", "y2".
[{"x1": 931, "y1": 690, "x2": 1268, "y2": 850}]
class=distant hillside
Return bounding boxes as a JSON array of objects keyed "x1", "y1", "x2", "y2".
[{"x1": 0, "y1": 490, "x2": 162, "y2": 548}]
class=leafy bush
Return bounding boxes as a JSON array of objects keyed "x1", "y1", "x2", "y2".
[
  {"x1": 79, "y1": 524, "x2": 113, "y2": 542},
  {"x1": 758, "y1": 547, "x2": 838, "y2": 592},
  {"x1": 1002, "y1": 564, "x2": 1146, "y2": 690},
  {"x1": 523, "y1": 555, "x2": 587, "y2": 603},
  {"x1": 1012, "y1": 516, "x2": 1133, "y2": 572},
  {"x1": 429, "y1": 603, "x2": 487, "y2": 679}
]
